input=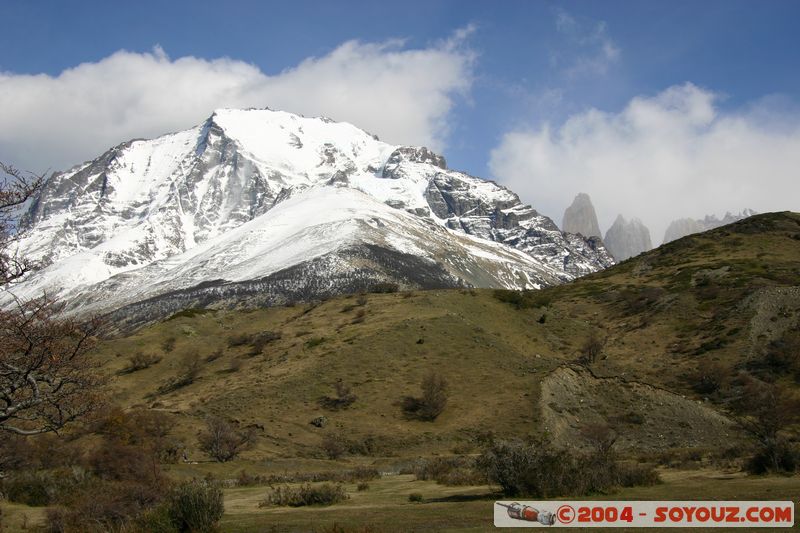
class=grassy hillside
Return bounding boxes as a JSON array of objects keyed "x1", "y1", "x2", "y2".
[
  {"x1": 5, "y1": 212, "x2": 800, "y2": 532},
  {"x1": 95, "y1": 212, "x2": 800, "y2": 461}
]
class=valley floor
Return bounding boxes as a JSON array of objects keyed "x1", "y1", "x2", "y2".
[{"x1": 3, "y1": 468, "x2": 798, "y2": 532}]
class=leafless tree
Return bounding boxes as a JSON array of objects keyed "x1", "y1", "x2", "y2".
[
  {"x1": 0, "y1": 297, "x2": 102, "y2": 435},
  {"x1": 580, "y1": 422, "x2": 617, "y2": 456},
  {"x1": 734, "y1": 375, "x2": 800, "y2": 472},
  {"x1": 0, "y1": 163, "x2": 43, "y2": 284},
  {"x1": 0, "y1": 163, "x2": 103, "y2": 436},
  {"x1": 578, "y1": 332, "x2": 605, "y2": 365},
  {"x1": 197, "y1": 416, "x2": 256, "y2": 462}
]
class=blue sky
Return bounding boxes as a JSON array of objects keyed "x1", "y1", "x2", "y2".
[{"x1": 2, "y1": 0, "x2": 799, "y2": 239}]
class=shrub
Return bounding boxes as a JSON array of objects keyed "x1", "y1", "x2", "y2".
[
  {"x1": 316, "y1": 524, "x2": 381, "y2": 533},
  {"x1": 161, "y1": 337, "x2": 177, "y2": 353},
  {"x1": 235, "y1": 470, "x2": 261, "y2": 487},
  {"x1": 305, "y1": 337, "x2": 327, "y2": 349},
  {"x1": 157, "y1": 352, "x2": 202, "y2": 394},
  {"x1": 617, "y1": 286, "x2": 664, "y2": 314},
  {"x1": 408, "y1": 493, "x2": 423, "y2": 503},
  {"x1": 479, "y1": 440, "x2": 574, "y2": 497},
  {"x1": 617, "y1": 411, "x2": 645, "y2": 425},
  {"x1": 746, "y1": 441, "x2": 798, "y2": 474},
  {"x1": 237, "y1": 467, "x2": 380, "y2": 486},
  {"x1": 166, "y1": 480, "x2": 224, "y2": 532},
  {"x1": 227, "y1": 332, "x2": 255, "y2": 347},
  {"x1": 198, "y1": 416, "x2": 256, "y2": 462},
  {"x1": 321, "y1": 432, "x2": 349, "y2": 459},
  {"x1": 260, "y1": 483, "x2": 348, "y2": 507},
  {"x1": 357, "y1": 482, "x2": 370, "y2": 491},
  {"x1": 346, "y1": 434, "x2": 384, "y2": 456},
  {"x1": 478, "y1": 439, "x2": 658, "y2": 498},
  {"x1": 616, "y1": 461, "x2": 662, "y2": 487},
  {"x1": 734, "y1": 376, "x2": 800, "y2": 473},
  {"x1": 89, "y1": 408, "x2": 183, "y2": 465},
  {"x1": 402, "y1": 373, "x2": 448, "y2": 421},
  {"x1": 691, "y1": 360, "x2": 727, "y2": 394},
  {"x1": 134, "y1": 503, "x2": 178, "y2": 533},
  {"x1": 46, "y1": 479, "x2": 167, "y2": 533},
  {"x1": 205, "y1": 348, "x2": 224, "y2": 362},
  {"x1": 227, "y1": 357, "x2": 243, "y2": 373},
  {"x1": 246, "y1": 331, "x2": 282, "y2": 356},
  {"x1": 319, "y1": 379, "x2": 357, "y2": 410},
  {"x1": 1, "y1": 470, "x2": 80, "y2": 506},
  {"x1": 413, "y1": 456, "x2": 485, "y2": 486},
  {"x1": 121, "y1": 351, "x2": 162, "y2": 374},
  {"x1": 580, "y1": 423, "x2": 617, "y2": 455},
  {"x1": 342, "y1": 466, "x2": 380, "y2": 482},
  {"x1": 351, "y1": 308, "x2": 366, "y2": 324},
  {"x1": 88, "y1": 440, "x2": 160, "y2": 483},
  {"x1": 758, "y1": 329, "x2": 800, "y2": 379},
  {"x1": 577, "y1": 334, "x2": 605, "y2": 365}
]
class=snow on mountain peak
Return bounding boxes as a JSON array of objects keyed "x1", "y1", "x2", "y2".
[{"x1": 10, "y1": 107, "x2": 613, "y2": 328}]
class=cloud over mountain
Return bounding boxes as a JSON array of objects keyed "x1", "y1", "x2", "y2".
[
  {"x1": 0, "y1": 30, "x2": 474, "y2": 173},
  {"x1": 489, "y1": 83, "x2": 800, "y2": 240}
]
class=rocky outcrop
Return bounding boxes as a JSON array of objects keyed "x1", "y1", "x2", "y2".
[
  {"x1": 562, "y1": 192, "x2": 602, "y2": 238},
  {"x1": 663, "y1": 209, "x2": 757, "y2": 243},
  {"x1": 604, "y1": 215, "x2": 652, "y2": 261},
  {"x1": 382, "y1": 146, "x2": 446, "y2": 179}
]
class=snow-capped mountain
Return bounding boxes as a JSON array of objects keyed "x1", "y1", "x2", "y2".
[{"x1": 11, "y1": 108, "x2": 613, "y2": 330}]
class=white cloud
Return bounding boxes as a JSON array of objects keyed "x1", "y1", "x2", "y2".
[
  {"x1": 0, "y1": 31, "x2": 474, "y2": 173},
  {"x1": 489, "y1": 83, "x2": 800, "y2": 243},
  {"x1": 552, "y1": 10, "x2": 620, "y2": 78}
]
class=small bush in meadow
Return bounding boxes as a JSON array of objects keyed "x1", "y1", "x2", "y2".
[
  {"x1": 166, "y1": 480, "x2": 224, "y2": 532},
  {"x1": 260, "y1": 483, "x2": 348, "y2": 507}
]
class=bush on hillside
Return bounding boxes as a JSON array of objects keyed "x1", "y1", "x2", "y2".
[
  {"x1": 156, "y1": 352, "x2": 201, "y2": 394},
  {"x1": 198, "y1": 416, "x2": 256, "y2": 463},
  {"x1": 319, "y1": 379, "x2": 357, "y2": 410},
  {"x1": 120, "y1": 351, "x2": 162, "y2": 374},
  {"x1": 402, "y1": 373, "x2": 448, "y2": 421}
]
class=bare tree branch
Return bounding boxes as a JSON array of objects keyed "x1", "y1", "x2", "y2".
[
  {"x1": 0, "y1": 163, "x2": 105, "y2": 435},
  {"x1": 0, "y1": 162, "x2": 45, "y2": 284},
  {"x1": 0, "y1": 296, "x2": 104, "y2": 435}
]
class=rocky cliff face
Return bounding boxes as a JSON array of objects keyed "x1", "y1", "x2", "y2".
[
  {"x1": 663, "y1": 209, "x2": 757, "y2": 243},
  {"x1": 10, "y1": 108, "x2": 614, "y2": 328},
  {"x1": 604, "y1": 215, "x2": 652, "y2": 261},
  {"x1": 562, "y1": 192, "x2": 602, "y2": 238}
]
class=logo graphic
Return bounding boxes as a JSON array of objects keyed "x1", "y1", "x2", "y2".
[{"x1": 496, "y1": 502, "x2": 556, "y2": 525}]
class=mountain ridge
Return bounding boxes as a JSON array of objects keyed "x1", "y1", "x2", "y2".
[{"x1": 9, "y1": 108, "x2": 613, "y2": 328}]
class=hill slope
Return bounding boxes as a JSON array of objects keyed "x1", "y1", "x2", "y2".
[{"x1": 93, "y1": 212, "x2": 800, "y2": 459}]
